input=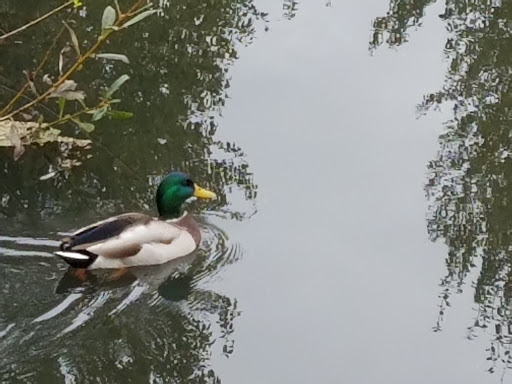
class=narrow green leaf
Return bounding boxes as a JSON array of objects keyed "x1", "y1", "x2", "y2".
[
  {"x1": 102, "y1": 6, "x2": 116, "y2": 31},
  {"x1": 77, "y1": 98, "x2": 87, "y2": 109},
  {"x1": 114, "y1": 0, "x2": 122, "y2": 15},
  {"x1": 132, "y1": 3, "x2": 153, "y2": 14},
  {"x1": 63, "y1": 21, "x2": 81, "y2": 57},
  {"x1": 92, "y1": 106, "x2": 108, "y2": 121},
  {"x1": 95, "y1": 53, "x2": 129, "y2": 64},
  {"x1": 58, "y1": 44, "x2": 71, "y2": 76},
  {"x1": 79, "y1": 121, "x2": 95, "y2": 133},
  {"x1": 122, "y1": 10, "x2": 158, "y2": 29},
  {"x1": 58, "y1": 97, "x2": 66, "y2": 119},
  {"x1": 72, "y1": 118, "x2": 95, "y2": 133},
  {"x1": 108, "y1": 110, "x2": 134, "y2": 119},
  {"x1": 106, "y1": 74, "x2": 130, "y2": 98},
  {"x1": 109, "y1": 99, "x2": 122, "y2": 104}
]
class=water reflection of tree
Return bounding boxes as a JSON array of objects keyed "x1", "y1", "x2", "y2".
[
  {"x1": 1, "y1": 0, "x2": 257, "y2": 382},
  {"x1": 0, "y1": 0, "x2": 260, "y2": 232},
  {"x1": 372, "y1": 0, "x2": 512, "y2": 373},
  {"x1": 0, "y1": 259, "x2": 239, "y2": 383},
  {"x1": 370, "y1": 0, "x2": 435, "y2": 50}
]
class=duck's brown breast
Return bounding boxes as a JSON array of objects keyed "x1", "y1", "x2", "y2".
[{"x1": 174, "y1": 214, "x2": 201, "y2": 246}]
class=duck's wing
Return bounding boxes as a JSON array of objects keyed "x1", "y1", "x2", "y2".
[
  {"x1": 88, "y1": 220, "x2": 183, "y2": 258},
  {"x1": 60, "y1": 213, "x2": 153, "y2": 251},
  {"x1": 56, "y1": 213, "x2": 183, "y2": 267}
]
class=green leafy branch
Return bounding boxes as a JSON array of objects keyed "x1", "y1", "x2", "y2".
[
  {"x1": 0, "y1": 0, "x2": 157, "y2": 159},
  {"x1": 46, "y1": 75, "x2": 133, "y2": 133},
  {"x1": 1, "y1": 1, "x2": 156, "y2": 122},
  {"x1": 0, "y1": 1, "x2": 76, "y2": 42}
]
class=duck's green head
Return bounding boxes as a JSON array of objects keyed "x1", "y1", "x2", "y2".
[{"x1": 156, "y1": 171, "x2": 217, "y2": 218}]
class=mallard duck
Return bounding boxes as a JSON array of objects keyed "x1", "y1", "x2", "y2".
[{"x1": 54, "y1": 172, "x2": 217, "y2": 271}]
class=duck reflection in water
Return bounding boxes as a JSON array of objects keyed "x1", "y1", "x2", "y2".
[{"x1": 55, "y1": 251, "x2": 198, "y2": 303}]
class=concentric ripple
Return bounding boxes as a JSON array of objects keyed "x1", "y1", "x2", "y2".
[
  {"x1": 0, "y1": 217, "x2": 241, "y2": 383},
  {"x1": 192, "y1": 214, "x2": 243, "y2": 284}
]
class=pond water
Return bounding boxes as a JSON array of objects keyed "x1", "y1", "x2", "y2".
[{"x1": 1, "y1": 0, "x2": 512, "y2": 383}]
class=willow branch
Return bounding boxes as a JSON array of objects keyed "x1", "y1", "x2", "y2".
[
  {"x1": 0, "y1": 24, "x2": 68, "y2": 116},
  {"x1": 46, "y1": 108, "x2": 91, "y2": 128},
  {"x1": 45, "y1": 97, "x2": 110, "y2": 127},
  {"x1": 127, "y1": 0, "x2": 146, "y2": 14},
  {"x1": 0, "y1": 1, "x2": 146, "y2": 122},
  {"x1": 0, "y1": 1, "x2": 73, "y2": 41},
  {"x1": 0, "y1": 37, "x2": 107, "y2": 121}
]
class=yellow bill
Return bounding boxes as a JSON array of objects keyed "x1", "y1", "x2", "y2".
[{"x1": 193, "y1": 184, "x2": 217, "y2": 199}]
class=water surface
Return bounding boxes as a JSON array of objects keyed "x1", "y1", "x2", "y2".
[{"x1": 1, "y1": 0, "x2": 512, "y2": 383}]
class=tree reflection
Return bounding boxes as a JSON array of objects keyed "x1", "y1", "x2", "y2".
[
  {"x1": 0, "y1": 0, "x2": 261, "y2": 232},
  {"x1": 0, "y1": 256, "x2": 240, "y2": 383},
  {"x1": 373, "y1": 0, "x2": 512, "y2": 373},
  {"x1": 1, "y1": 0, "x2": 259, "y2": 382},
  {"x1": 370, "y1": 0, "x2": 435, "y2": 50}
]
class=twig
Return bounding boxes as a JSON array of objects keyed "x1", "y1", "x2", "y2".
[
  {"x1": 0, "y1": 1, "x2": 73, "y2": 41},
  {"x1": 46, "y1": 105, "x2": 97, "y2": 128},
  {"x1": 0, "y1": 23, "x2": 68, "y2": 116},
  {"x1": 0, "y1": 37, "x2": 106, "y2": 121},
  {"x1": 0, "y1": 2, "x2": 145, "y2": 122},
  {"x1": 48, "y1": 111, "x2": 85, "y2": 127},
  {"x1": 127, "y1": 0, "x2": 146, "y2": 14},
  {"x1": 0, "y1": 83, "x2": 58, "y2": 119}
]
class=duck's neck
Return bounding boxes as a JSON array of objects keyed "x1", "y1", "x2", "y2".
[{"x1": 158, "y1": 204, "x2": 183, "y2": 220}]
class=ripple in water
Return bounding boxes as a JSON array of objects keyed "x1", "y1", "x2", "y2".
[
  {"x1": 0, "y1": 218, "x2": 242, "y2": 383},
  {"x1": 192, "y1": 214, "x2": 243, "y2": 283}
]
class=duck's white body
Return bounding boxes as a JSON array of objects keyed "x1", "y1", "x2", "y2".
[
  {"x1": 88, "y1": 232, "x2": 196, "y2": 269},
  {"x1": 55, "y1": 212, "x2": 201, "y2": 270}
]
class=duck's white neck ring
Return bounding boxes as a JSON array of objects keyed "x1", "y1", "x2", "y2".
[{"x1": 164, "y1": 210, "x2": 188, "y2": 223}]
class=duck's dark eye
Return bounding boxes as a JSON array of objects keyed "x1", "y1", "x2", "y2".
[{"x1": 184, "y1": 179, "x2": 194, "y2": 188}]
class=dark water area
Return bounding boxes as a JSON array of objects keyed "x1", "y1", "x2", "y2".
[{"x1": 1, "y1": 0, "x2": 512, "y2": 383}]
